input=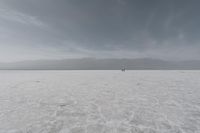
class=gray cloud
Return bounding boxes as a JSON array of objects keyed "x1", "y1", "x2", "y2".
[{"x1": 0, "y1": 0, "x2": 200, "y2": 62}]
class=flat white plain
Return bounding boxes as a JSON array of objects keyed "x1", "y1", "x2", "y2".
[{"x1": 0, "y1": 70, "x2": 200, "y2": 133}]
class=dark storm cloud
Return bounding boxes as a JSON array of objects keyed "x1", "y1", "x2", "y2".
[{"x1": 0, "y1": 0, "x2": 200, "y2": 61}]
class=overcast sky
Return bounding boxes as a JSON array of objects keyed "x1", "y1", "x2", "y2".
[{"x1": 0, "y1": 0, "x2": 200, "y2": 62}]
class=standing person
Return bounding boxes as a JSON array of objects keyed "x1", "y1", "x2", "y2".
[{"x1": 121, "y1": 66, "x2": 126, "y2": 72}]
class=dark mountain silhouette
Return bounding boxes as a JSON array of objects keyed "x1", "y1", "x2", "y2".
[{"x1": 0, "y1": 58, "x2": 200, "y2": 70}]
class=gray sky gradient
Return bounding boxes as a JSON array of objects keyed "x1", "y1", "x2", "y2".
[{"x1": 0, "y1": 0, "x2": 200, "y2": 62}]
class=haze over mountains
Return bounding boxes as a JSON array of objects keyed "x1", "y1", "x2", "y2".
[{"x1": 0, "y1": 58, "x2": 200, "y2": 70}]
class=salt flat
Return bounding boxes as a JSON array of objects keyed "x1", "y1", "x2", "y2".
[{"x1": 0, "y1": 70, "x2": 200, "y2": 133}]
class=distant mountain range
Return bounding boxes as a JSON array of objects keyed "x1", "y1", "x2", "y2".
[{"x1": 1, "y1": 58, "x2": 200, "y2": 70}]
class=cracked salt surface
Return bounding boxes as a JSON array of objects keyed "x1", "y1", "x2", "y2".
[{"x1": 0, "y1": 70, "x2": 200, "y2": 133}]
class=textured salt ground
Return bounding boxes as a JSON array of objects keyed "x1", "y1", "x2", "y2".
[{"x1": 0, "y1": 70, "x2": 200, "y2": 133}]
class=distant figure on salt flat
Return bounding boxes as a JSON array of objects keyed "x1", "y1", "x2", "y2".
[{"x1": 121, "y1": 67, "x2": 126, "y2": 72}]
